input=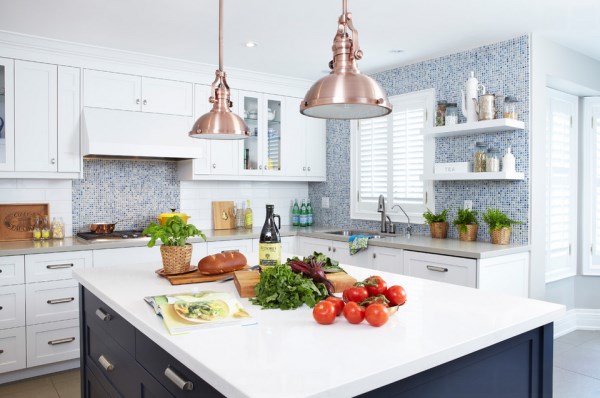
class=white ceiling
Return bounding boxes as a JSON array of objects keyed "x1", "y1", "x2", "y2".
[{"x1": 1, "y1": 0, "x2": 599, "y2": 80}]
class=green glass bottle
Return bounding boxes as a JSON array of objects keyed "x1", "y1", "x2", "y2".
[
  {"x1": 292, "y1": 199, "x2": 300, "y2": 226},
  {"x1": 307, "y1": 200, "x2": 313, "y2": 226},
  {"x1": 300, "y1": 199, "x2": 308, "y2": 227}
]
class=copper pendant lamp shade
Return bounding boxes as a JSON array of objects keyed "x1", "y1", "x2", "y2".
[
  {"x1": 300, "y1": 0, "x2": 392, "y2": 120},
  {"x1": 189, "y1": 0, "x2": 249, "y2": 139}
]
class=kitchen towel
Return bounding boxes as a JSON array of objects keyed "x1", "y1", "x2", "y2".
[{"x1": 349, "y1": 235, "x2": 372, "y2": 255}]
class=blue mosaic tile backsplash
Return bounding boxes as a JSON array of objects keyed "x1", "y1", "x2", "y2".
[
  {"x1": 309, "y1": 35, "x2": 530, "y2": 244},
  {"x1": 72, "y1": 159, "x2": 180, "y2": 233}
]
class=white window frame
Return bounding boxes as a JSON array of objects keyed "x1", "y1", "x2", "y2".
[
  {"x1": 350, "y1": 89, "x2": 435, "y2": 225},
  {"x1": 582, "y1": 97, "x2": 600, "y2": 275},
  {"x1": 544, "y1": 88, "x2": 578, "y2": 282}
]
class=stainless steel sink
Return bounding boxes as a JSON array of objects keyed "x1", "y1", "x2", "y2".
[{"x1": 322, "y1": 229, "x2": 394, "y2": 239}]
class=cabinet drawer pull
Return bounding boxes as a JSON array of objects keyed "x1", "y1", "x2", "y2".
[
  {"x1": 96, "y1": 308, "x2": 112, "y2": 322},
  {"x1": 426, "y1": 265, "x2": 448, "y2": 273},
  {"x1": 48, "y1": 337, "x2": 75, "y2": 345},
  {"x1": 143, "y1": 99, "x2": 147, "y2": 105},
  {"x1": 47, "y1": 297, "x2": 75, "y2": 305},
  {"x1": 136, "y1": 99, "x2": 140, "y2": 105},
  {"x1": 46, "y1": 263, "x2": 73, "y2": 270},
  {"x1": 98, "y1": 355, "x2": 114, "y2": 372},
  {"x1": 165, "y1": 366, "x2": 194, "y2": 391}
]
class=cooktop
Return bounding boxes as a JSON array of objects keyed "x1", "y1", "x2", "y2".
[{"x1": 77, "y1": 230, "x2": 148, "y2": 241}]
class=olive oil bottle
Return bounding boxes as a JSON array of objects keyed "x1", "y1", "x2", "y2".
[{"x1": 259, "y1": 204, "x2": 281, "y2": 267}]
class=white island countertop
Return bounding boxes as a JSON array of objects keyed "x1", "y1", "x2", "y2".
[{"x1": 74, "y1": 253, "x2": 564, "y2": 398}]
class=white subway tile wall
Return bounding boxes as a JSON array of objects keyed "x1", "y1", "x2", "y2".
[
  {"x1": 180, "y1": 181, "x2": 309, "y2": 229},
  {"x1": 0, "y1": 179, "x2": 74, "y2": 236}
]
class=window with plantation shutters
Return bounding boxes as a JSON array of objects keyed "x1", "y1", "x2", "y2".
[
  {"x1": 351, "y1": 89, "x2": 434, "y2": 222},
  {"x1": 582, "y1": 97, "x2": 600, "y2": 276},
  {"x1": 545, "y1": 88, "x2": 577, "y2": 282}
]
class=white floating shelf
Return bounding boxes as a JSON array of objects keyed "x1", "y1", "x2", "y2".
[
  {"x1": 423, "y1": 171, "x2": 525, "y2": 181},
  {"x1": 423, "y1": 118, "x2": 525, "y2": 138}
]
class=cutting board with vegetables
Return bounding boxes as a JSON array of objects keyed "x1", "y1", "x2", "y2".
[
  {"x1": 233, "y1": 270, "x2": 357, "y2": 298},
  {"x1": 212, "y1": 201, "x2": 236, "y2": 230}
]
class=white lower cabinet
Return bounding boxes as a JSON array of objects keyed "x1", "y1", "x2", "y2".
[
  {"x1": 0, "y1": 256, "x2": 25, "y2": 286},
  {"x1": 0, "y1": 327, "x2": 26, "y2": 373},
  {"x1": 370, "y1": 246, "x2": 404, "y2": 274},
  {"x1": 0, "y1": 285, "x2": 26, "y2": 330},
  {"x1": 297, "y1": 237, "x2": 394, "y2": 270},
  {"x1": 25, "y1": 251, "x2": 92, "y2": 283},
  {"x1": 403, "y1": 251, "x2": 477, "y2": 288},
  {"x1": 207, "y1": 239, "x2": 253, "y2": 255},
  {"x1": 26, "y1": 319, "x2": 79, "y2": 367},
  {"x1": 25, "y1": 279, "x2": 79, "y2": 325},
  {"x1": 92, "y1": 243, "x2": 208, "y2": 268}
]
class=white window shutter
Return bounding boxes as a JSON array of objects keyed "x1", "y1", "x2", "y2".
[{"x1": 583, "y1": 97, "x2": 600, "y2": 275}]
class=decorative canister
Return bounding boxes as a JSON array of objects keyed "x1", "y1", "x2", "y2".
[
  {"x1": 436, "y1": 100, "x2": 448, "y2": 126},
  {"x1": 474, "y1": 142, "x2": 487, "y2": 172},
  {"x1": 503, "y1": 96, "x2": 519, "y2": 120},
  {"x1": 445, "y1": 103, "x2": 458, "y2": 125},
  {"x1": 486, "y1": 147, "x2": 500, "y2": 172}
]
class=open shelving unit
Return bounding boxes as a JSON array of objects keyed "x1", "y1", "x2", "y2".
[
  {"x1": 422, "y1": 170, "x2": 525, "y2": 181},
  {"x1": 423, "y1": 118, "x2": 525, "y2": 138}
]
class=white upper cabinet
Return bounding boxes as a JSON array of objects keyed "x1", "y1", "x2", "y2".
[
  {"x1": 283, "y1": 97, "x2": 326, "y2": 180},
  {"x1": 57, "y1": 66, "x2": 81, "y2": 173},
  {"x1": 83, "y1": 70, "x2": 192, "y2": 116},
  {"x1": 14, "y1": 60, "x2": 58, "y2": 172},
  {"x1": 0, "y1": 57, "x2": 15, "y2": 172}
]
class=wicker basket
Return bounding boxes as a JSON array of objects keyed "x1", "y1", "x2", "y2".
[
  {"x1": 457, "y1": 224, "x2": 478, "y2": 241},
  {"x1": 160, "y1": 244, "x2": 193, "y2": 275},
  {"x1": 490, "y1": 227, "x2": 511, "y2": 245},
  {"x1": 430, "y1": 222, "x2": 448, "y2": 239}
]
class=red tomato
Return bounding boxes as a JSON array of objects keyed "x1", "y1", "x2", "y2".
[
  {"x1": 365, "y1": 303, "x2": 389, "y2": 327},
  {"x1": 325, "y1": 296, "x2": 345, "y2": 316},
  {"x1": 313, "y1": 301, "x2": 337, "y2": 325},
  {"x1": 385, "y1": 285, "x2": 407, "y2": 306},
  {"x1": 342, "y1": 301, "x2": 366, "y2": 324},
  {"x1": 364, "y1": 276, "x2": 388, "y2": 296},
  {"x1": 343, "y1": 286, "x2": 369, "y2": 303}
]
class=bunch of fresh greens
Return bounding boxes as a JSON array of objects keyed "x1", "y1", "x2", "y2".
[
  {"x1": 250, "y1": 263, "x2": 329, "y2": 310},
  {"x1": 143, "y1": 216, "x2": 206, "y2": 247},
  {"x1": 452, "y1": 208, "x2": 479, "y2": 233},
  {"x1": 301, "y1": 252, "x2": 344, "y2": 273},
  {"x1": 422, "y1": 208, "x2": 449, "y2": 224},
  {"x1": 482, "y1": 208, "x2": 522, "y2": 231}
]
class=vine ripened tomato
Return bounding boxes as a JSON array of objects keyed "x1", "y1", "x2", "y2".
[
  {"x1": 364, "y1": 275, "x2": 388, "y2": 296},
  {"x1": 365, "y1": 303, "x2": 389, "y2": 327},
  {"x1": 342, "y1": 301, "x2": 366, "y2": 324},
  {"x1": 342, "y1": 286, "x2": 369, "y2": 303},
  {"x1": 385, "y1": 285, "x2": 407, "y2": 306},
  {"x1": 313, "y1": 300, "x2": 337, "y2": 325},
  {"x1": 325, "y1": 296, "x2": 345, "y2": 316}
]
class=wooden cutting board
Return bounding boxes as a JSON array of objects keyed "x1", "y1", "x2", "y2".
[
  {"x1": 159, "y1": 265, "x2": 249, "y2": 285},
  {"x1": 212, "y1": 201, "x2": 236, "y2": 230},
  {"x1": 0, "y1": 203, "x2": 50, "y2": 241},
  {"x1": 233, "y1": 270, "x2": 357, "y2": 298}
]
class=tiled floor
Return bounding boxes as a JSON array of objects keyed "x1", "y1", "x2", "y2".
[
  {"x1": 554, "y1": 330, "x2": 600, "y2": 397},
  {"x1": 0, "y1": 332, "x2": 598, "y2": 397},
  {"x1": 0, "y1": 369, "x2": 79, "y2": 398}
]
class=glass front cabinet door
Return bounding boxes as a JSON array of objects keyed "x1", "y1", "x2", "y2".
[
  {"x1": 239, "y1": 91, "x2": 284, "y2": 176},
  {"x1": 0, "y1": 58, "x2": 15, "y2": 171}
]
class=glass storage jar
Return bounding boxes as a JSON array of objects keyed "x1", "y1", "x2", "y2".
[
  {"x1": 474, "y1": 142, "x2": 487, "y2": 172},
  {"x1": 435, "y1": 100, "x2": 448, "y2": 126},
  {"x1": 445, "y1": 103, "x2": 458, "y2": 125},
  {"x1": 503, "y1": 96, "x2": 519, "y2": 120},
  {"x1": 486, "y1": 147, "x2": 500, "y2": 172}
]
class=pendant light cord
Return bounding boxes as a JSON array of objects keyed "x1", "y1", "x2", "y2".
[{"x1": 219, "y1": 0, "x2": 223, "y2": 72}]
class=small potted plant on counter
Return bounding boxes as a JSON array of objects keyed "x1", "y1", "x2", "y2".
[
  {"x1": 482, "y1": 208, "x2": 521, "y2": 245},
  {"x1": 453, "y1": 208, "x2": 478, "y2": 241},
  {"x1": 423, "y1": 208, "x2": 449, "y2": 239},
  {"x1": 143, "y1": 216, "x2": 206, "y2": 274}
]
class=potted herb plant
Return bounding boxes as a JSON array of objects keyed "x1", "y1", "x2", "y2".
[
  {"x1": 143, "y1": 215, "x2": 206, "y2": 274},
  {"x1": 452, "y1": 208, "x2": 479, "y2": 241},
  {"x1": 482, "y1": 208, "x2": 522, "y2": 245},
  {"x1": 422, "y1": 208, "x2": 449, "y2": 239}
]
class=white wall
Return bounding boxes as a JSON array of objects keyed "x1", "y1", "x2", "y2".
[
  {"x1": 180, "y1": 181, "x2": 309, "y2": 230},
  {"x1": 530, "y1": 34, "x2": 600, "y2": 303},
  {"x1": 0, "y1": 179, "x2": 73, "y2": 236}
]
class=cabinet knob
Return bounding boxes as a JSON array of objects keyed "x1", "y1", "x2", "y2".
[
  {"x1": 98, "y1": 355, "x2": 114, "y2": 372},
  {"x1": 136, "y1": 99, "x2": 140, "y2": 104},
  {"x1": 0, "y1": 306, "x2": 3, "y2": 310},
  {"x1": 303, "y1": 166, "x2": 306, "y2": 171},
  {"x1": 307, "y1": 166, "x2": 311, "y2": 172},
  {"x1": 332, "y1": 247, "x2": 336, "y2": 253},
  {"x1": 50, "y1": 158, "x2": 56, "y2": 165},
  {"x1": 328, "y1": 247, "x2": 331, "y2": 252},
  {"x1": 373, "y1": 253, "x2": 377, "y2": 259},
  {"x1": 165, "y1": 366, "x2": 194, "y2": 391},
  {"x1": 212, "y1": 163, "x2": 217, "y2": 169},
  {"x1": 95, "y1": 308, "x2": 112, "y2": 322},
  {"x1": 143, "y1": 99, "x2": 147, "y2": 105},
  {"x1": 259, "y1": 165, "x2": 263, "y2": 170},
  {"x1": 0, "y1": 349, "x2": 3, "y2": 354}
]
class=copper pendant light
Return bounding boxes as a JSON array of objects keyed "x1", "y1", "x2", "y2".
[
  {"x1": 189, "y1": 0, "x2": 249, "y2": 139},
  {"x1": 300, "y1": 0, "x2": 392, "y2": 120}
]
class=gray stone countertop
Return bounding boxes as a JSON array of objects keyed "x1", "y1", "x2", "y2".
[{"x1": 0, "y1": 226, "x2": 528, "y2": 259}]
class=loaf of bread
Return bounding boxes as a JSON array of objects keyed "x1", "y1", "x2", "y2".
[{"x1": 198, "y1": 252, "x2": 247, "y2": 275}]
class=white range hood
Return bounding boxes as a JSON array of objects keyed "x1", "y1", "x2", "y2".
[{"x1": 82, "y1": 107, "x2": 204, "y2": 160}]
